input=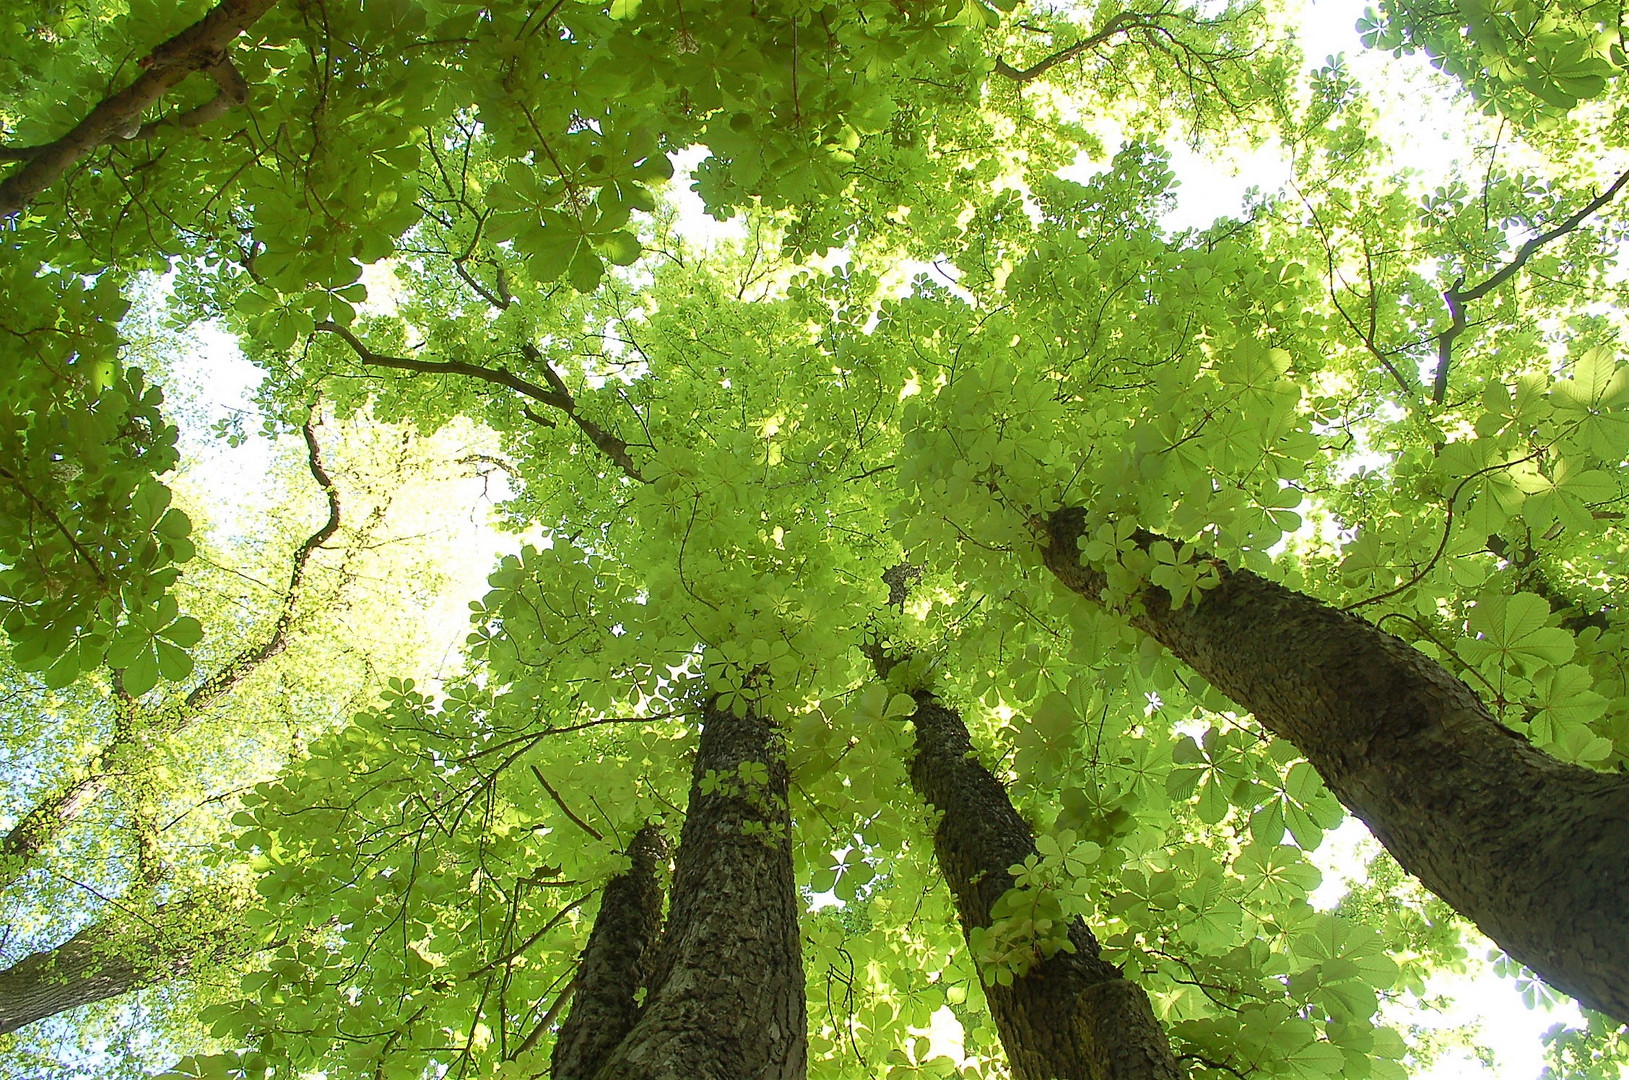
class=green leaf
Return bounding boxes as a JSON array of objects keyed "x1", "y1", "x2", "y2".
[
  {"x1": 156, "y1": 638, "x2": 194, "y2": 680},
  {"x1": 1462, "y1": 592, "x2": 1575, "y2": 674},
  {"x1": 122, "y1": 646, "x2": 161, "y2": 697},
  {"x1": 884, "y1": 693, "x2": 918, "y2": 720}
]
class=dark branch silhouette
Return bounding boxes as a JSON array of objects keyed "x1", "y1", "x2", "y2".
[
  {"x1": 994, "y1": 12, "x2": 1144, "y2": 83},
  {"x1": 1434, "y1": 164, "x2": 1629, "y2": 403},
  {"x1": 315, "y1": 321, "x2": 648, "y2": 483}
]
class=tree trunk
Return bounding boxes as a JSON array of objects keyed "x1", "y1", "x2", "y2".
[
  {"x1": 0, "y1": 897, "x2": 249, "y2": 1035},
  {"x1": 0, "y1": 773, "x2": 108, "y2": 892},
  {"x1": 910, "y1": 692, "x2": 1182, "y2": 1080},
  {"x1": 551, "y1": 824, "x2": 668, "y2": 1080},
  {"x1": 1044, "y1": 508, "x2": 1629, "y2": 1023},
  {"x1": 593, "y1": 700, "x2": 806, "y2": 1080}
]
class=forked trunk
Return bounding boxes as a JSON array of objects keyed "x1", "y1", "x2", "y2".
[
  {"x1": 593, "y1": 700, "x2": 805, "y2": 1079},
  {"x1": 550, "y1": 824, "x2": 668, "y2": 1080}
]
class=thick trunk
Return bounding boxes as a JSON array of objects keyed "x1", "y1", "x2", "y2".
[
  {"x1": 910, "y1": 692, "x2": 1181, "y2": 1080},
  {"x1": 551, "y1": 824, "x2": 668, "y2": 1080},
  {"x1": 0, "y1": 898, "x2": 249, "y2": 1034},
  {"x1": 594, "y1": 700, "x2": 806, "y2": 1080},
  {"x1": 1044, "y1": 508, "x2": 1629, "y2": 1022}
]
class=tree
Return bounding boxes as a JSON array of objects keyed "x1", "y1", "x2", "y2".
[
  {"x1": 0, "y1": 398, "x2": 503, "y2": 1070},
  {"x1": 6, "y1": 0, "x2": 1629, "y2": 1077}
]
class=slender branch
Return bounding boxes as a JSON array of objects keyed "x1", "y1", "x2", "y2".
[
  {"x1": 993, "y1": 11, "x2": 1139, "y2": 83},
  {"x1": 522, "y1": 344, "x2": 649, "y2": 484},
  {"x1": 472, "y1": 893, "x2": 593, "y2": 976},
  {"x1": 1178, "y1": 1053, "x2": 1252, "y2": 1080},
  {"x1": 1433, "y1": 164, "x2": 1629, "y2": 404},
  {"x1": 1342, "y1": 449, "x2": 1544, "y2": 612},
  {"x1": 530, "y1": 765, "x2": 605, "y2": 841},
  {"x1": 318, "y1": 319, "x2": 649, "y2": 483},
  {"x1": 314, "y1": 321, "x2": 572, "y2": 411},
  {"x1": 0, "y1": 466, "x2": 109, "y2": 585},
  {"x1": 2, "y1": 416, "x2": 340, "y2": 889},
  {"x1": 183, "y1": 413, "x2": 340, "y2": 710},
  {"x1": 128, "y1": 60, "x2": 251, "y2": 141},
  {"x1": 510, "y1": 979, "x2": 575, "y2": 1060},
  {"x1": 0, "y1": 0, "x2": 278, "y2": 216}
]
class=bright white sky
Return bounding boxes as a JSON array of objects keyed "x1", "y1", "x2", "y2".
[{"x1": 165, "y1": 1, "x2": 1597, "y2": 1073}]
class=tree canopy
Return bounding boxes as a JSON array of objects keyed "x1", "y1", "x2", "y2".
[{"x1": 4, "y1": 0, "x2": 1629, "y2": 1077}]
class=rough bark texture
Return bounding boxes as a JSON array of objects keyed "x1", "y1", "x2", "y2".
[
  {"x1": 910, "y1": 692, "x2": 1182, "y2": 1080},
  {"x1": 0, "y1": 897, "x2": 249, "y2": 1034},
  {"x1": 1044, "y1": 508, "x2": 1629, "y2": 1022},
  {"x1": 594, "y1": 700, "x2": 806, "y2": 1080},
  {"x1": 551, "y1": 824, "x2": 668, "y2": 1080},
  {"x1": 0, "y1": 0, "x2": 277, "y2": 216}
]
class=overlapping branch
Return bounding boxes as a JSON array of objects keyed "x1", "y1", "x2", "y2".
[
  {"x1": 993, "y1": 11, "x2": 1145, "y2": 83},
  {"x1": 314, "y1": 321, "x2": 648, "y2": 483},
  {"x1": 0, "y1": 418, "x2": 339, "y2": 892},
  {"x1": 183, "y1": 415, "x2": 340, "y2": 709}
]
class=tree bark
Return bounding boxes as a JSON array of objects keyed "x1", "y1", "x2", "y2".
[
  {"x1": 551, "y1": 824, "x2": 668, "y2": 1080},
  {"x1": 0, "y1": 897, "x2": 250, "y2": 1035},
  {"x1": 1043, "y1": 507, "x2": 1629, "y2": 1023},
  {"x1": 593, "y1": 700, "x2": 806, "y2": 1080},
  {"x1": 0, "y1": 772, "x2": 108, "y2": 892},
  {"x1": 909, "y1": 691, "x2": 1182, "y2": 1080},
  {"x1": 0, "y1": 0, "x2": 277, "y2": 217}
]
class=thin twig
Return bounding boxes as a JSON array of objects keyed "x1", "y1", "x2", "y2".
[{"x1": 530, "y1": 764, "x2": 604, "y2": 841}]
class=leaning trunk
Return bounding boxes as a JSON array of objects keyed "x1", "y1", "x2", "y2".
[
  {"x1": 1044, "y1": 509, "x2": 1629, "y2": 1022},
  {"x1": 550, "y1": 824, "x2": 668, "y2": 1080},
  {"x1": 593, "y1": 700, "x2": 805, "y2": 1079},
  {"x1": 0, "y1": 897, "x2": 250, "y2": 1035},
  {"x1": 910, "y1": 691, "x2": 1181, "y2": 1080}
]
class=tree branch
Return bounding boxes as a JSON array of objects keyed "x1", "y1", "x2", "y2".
[
  {"x1": 0, "y1": 0, "x2": 278, "y2": 216},
  {"x1": 522, "y1": 343, "x2": 649, "y2": 483},
  {"x1": 315, "y1": 321, "x2": 649, "y2": 483},
  {"x1": 182, "y1": 412, "x2": 341, "y2": 710},
  {"x1": 993, "y1": 11, "x2": 1139, "y2": 83},
  {"x1": 128, "y1": 60, "x2": 251, "y2": 141},
  {"x1": 510, "y1": 979, "x2": 576, "y2": 1060},
  {"x1": 530, "y1": 764, "x2": 605, "y2": 841},
  {"x1": 314, "y1": 320, "x2": 572, "y2": 411},
  {"x1": 1433, "y1": 164, "x2": 1629, "y2": 404}
]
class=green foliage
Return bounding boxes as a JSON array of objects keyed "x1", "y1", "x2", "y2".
[
  {"x1": 1362, "y1": 0, "x2": 1625, "y2": 122},
  {"x1": 7, "y1": 0, "x2": 1629, "y2": 1075}
]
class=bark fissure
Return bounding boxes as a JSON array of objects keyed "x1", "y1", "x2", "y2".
[
  {"x1": 910, "y1": 692, "x2": 1182, "y2": 1080},
  {"x1": 0, "y1": 897, "x2": 250, "y2": 1035},
  {"x1": 593, "y1": 700, "x2": 805, "y2": 1079},
  {"x1": 550, "y1": 824, "x2": 667, "y2": 1080},
  {"x1": 1044, "y1": 508, "x2": 1629, "y2": 1022}
]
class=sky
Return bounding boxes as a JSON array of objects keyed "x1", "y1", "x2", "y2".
[{"x1": 147, "y1": 1, "x2": 1599, "y2": 1075}]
